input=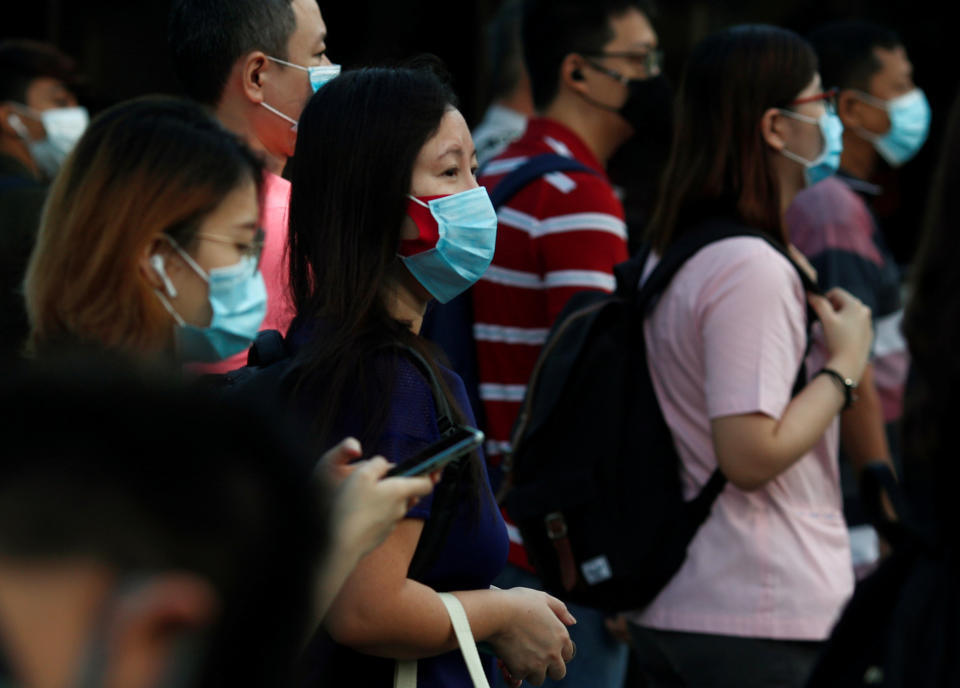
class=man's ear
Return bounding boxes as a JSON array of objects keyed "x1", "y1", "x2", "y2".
[
  {"x1": 105, "y1": 574, "x2": 218, "y2": 688},
  {"x1": 837, "y1": 89, "x2": 864, "y2": 129},
  {"x1": 559, "y1": 53, "x2": 590, "y2": 96},
  {"x1": 240, "y1": 51, "x2": 270, "y2": 105},
  {"x1": 760, "y1": 107, "x2": 787, "y2": 151}
]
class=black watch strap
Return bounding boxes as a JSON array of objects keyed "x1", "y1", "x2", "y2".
[{"x1": 817, "y1": 368, "x2": 857, "y2": 410}]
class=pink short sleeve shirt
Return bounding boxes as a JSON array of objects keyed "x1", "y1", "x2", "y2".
[{"x1": 628, "y1": 237, "x2": 852, "y2": 640}]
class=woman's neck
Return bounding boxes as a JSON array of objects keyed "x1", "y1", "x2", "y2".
[{"x1": 386, "y1": 263, "x2": 432, "y2": 334}]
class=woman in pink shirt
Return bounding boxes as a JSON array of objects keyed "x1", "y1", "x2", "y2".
[{"x1": 626, "y1": 25, "x2": 874, "y2": 687}]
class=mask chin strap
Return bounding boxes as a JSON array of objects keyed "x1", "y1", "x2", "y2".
[{"x1": 260, "y1": 102, "x2": 298, "y2": 132}]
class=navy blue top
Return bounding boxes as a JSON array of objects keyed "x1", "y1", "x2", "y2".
[{"x1": 293, "y1": 331, "x2": 509, "y2": 688}]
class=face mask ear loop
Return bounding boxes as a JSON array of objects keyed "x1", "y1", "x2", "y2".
[
  {"x1": 260, "y1": 102, "x2": 298, "y2": 131},
  {"x1": 154, "y1": 288, "x2": 187, "y2": 327},
  {"x1": 408, "y1": 195, "x2": 430, "y2": 208},
  {"x1": 162, "y1": 235, "x2": 210, "y2": 283}
]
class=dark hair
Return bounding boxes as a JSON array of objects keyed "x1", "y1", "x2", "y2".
[
  {"x1": 25, "y1": 95, "x2": 264, "y2": 357},
  {"x1": 0, "y1": 39, "x2": 79, "y2": 103},
  {"x1": 522, "y1": 0, "x2": 654, "y2": 110},
  {"x1": 287, "y1": 63, "x2": 486, "y2": 494},
  {"x1": 486, "y1": 0, "x2": 526, "y2": 103},
  {"x1": 901, "y1": 90, "x2": 960, "y2": 528},
  {"x1": 646, "y1": 25, "x2": 817, "y2": 252},
  {"x1": 808, "y1": 21, "x2": 902, "y2": 93},
  {"x1": 0, "y1": 353, "x2": 321, "y2": 687},
  {"x1": 167, "y1": 0, "x2": 297, "y2": 105}
]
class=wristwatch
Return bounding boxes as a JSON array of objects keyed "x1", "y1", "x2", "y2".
[{"x1": 817, "y1": 368, "x2": 858, "y2": 410}]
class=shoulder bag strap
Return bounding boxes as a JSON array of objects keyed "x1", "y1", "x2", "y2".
[{"x1": 394, "y1": 593, "x2": 491, "y2": 688}]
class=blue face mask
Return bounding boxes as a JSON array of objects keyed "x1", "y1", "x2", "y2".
[
  {"x1": 154, "y1": 241, "x2": 267, "y2": 363},
  {"x1": 779, "y1": 109, "x2": 845, "y2": 187},
  {"x1": 854, "y1": 88, "x2": 930, "y2": 167},
  {"x1": 261, "y1": 58, "x2": 342, "y2": 131},
  {"x1": 399, "y1": 187, "x2": 498, "y2": 303}
]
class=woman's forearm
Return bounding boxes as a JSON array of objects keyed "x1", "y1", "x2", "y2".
[{"x1": 712, "y1": 372, "x2": 846, "y2": 490}]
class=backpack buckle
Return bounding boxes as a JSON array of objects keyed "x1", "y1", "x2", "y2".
[{"x1": 545, "y1": 512, "x2": 568, "y2": 540}]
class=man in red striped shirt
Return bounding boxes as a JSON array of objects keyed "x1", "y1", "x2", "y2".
[{"x1": 473, "y1": 1, "x2": 665, "y2": 685}]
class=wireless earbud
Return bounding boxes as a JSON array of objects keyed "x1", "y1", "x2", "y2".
[
  {"x1": 6, "y1": 113, "x2": 29, "y2": 138},
  {"x1": 571, "y1": 69, "x2": 585, "y2": 82},
  {"x1": 150, "y1": 254, "x2": 178, "y2": 298}
]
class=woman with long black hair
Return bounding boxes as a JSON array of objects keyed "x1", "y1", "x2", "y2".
[
  {"x1": 625, "y1": 25, "x2": 874, "y2": 687},
  {"x1": 287, "y1": 64, "x2": 575, "y2": 688}
]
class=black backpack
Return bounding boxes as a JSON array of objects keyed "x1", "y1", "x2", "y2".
[{"x1": 502, "y1": 218, "x2": 817, "y2": 613}]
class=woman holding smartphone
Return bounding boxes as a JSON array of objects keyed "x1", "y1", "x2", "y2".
[
  {"x1": 287, "y1": 63, "x2": 575, "y2": 687},
  {"x1": 625, "y1": 26, "x2": 873, "y2": 687}
]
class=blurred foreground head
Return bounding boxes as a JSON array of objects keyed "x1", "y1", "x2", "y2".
[{"x1": 0, "y1": 353, "x2": 320, "y2": 688}]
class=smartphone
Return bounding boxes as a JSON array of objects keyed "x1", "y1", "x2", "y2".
[{"x1": 385, "y1": 426, "x2": 484, "y2": 478}]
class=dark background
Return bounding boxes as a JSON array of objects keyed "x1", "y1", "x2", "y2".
[{"x1": 3, "y1": 0, "x2": 949, "y2": 265}]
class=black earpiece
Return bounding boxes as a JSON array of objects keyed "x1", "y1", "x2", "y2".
[{"x1": 571, "y1": 69, "x2": 585, "y2": 82}]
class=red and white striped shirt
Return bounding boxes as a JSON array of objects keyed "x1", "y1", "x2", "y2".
[{"x1": 473, "y1": 117, "x2": 629, "y2": 568}]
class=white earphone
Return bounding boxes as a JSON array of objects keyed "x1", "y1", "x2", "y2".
[
  {"x1": 150, "y1": 254, "x2": 178, "y2": 298},
  {"x1": 6, "y1": 113, "x2": 29, "y2": 139}
]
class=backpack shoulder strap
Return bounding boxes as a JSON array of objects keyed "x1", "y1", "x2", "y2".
[
  {"x1": 389, "y1": 344, "x2": 465, "y2": 580},
  {"x1": 488, "y1": 153, "x2": 596, "y2": 210}
]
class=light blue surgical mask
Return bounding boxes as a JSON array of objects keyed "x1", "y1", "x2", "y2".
[
  {"x1": 779, "y1": 109, "x2": 845, "y2": 187},
  {"x1": 267, "y1": 56, "x2": 341, "y2": 93},
  {"x1": 153, "y1": 239, "x2": 267, "y2": 363},
  {"x1": 260, "y1": 58, "x2": 341, "y2": 132},
  {"x1": 853, "y1": 88, "x2": 931, "y2": 167},
  {"x1": 399, "y1": 187, "x2": 498, "y2": 303}
]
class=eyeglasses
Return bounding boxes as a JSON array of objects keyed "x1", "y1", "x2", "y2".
[
  {"x1": 194, "y1": 227, "x2": 265, "y2": 269},
  {"x1": 582, "y1": 49, "x2": 663, "y2": 77},
  {"x1": 787, "y1": 88, "x2": 839, "y2": 113}
]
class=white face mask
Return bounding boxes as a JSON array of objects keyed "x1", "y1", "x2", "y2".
[{"x1": 6, "y1": 105, "x2": 89, "y2": 178}]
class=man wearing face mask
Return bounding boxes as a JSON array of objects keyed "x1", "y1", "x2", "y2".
[
  {"x1": 0, "y1": 40, "x2": 84, "y2": 358},
  {"x1": 168, "y1": 0, "x2": 340, "y2": 374},
  {"x1": 469, "y1": 1, "x2": 667, "y2": 686},
  {"x1": 785, "y1": 21, "x2": 922, "y2": 577}
]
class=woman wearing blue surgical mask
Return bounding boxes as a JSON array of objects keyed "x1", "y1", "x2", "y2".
[
  {"x1": 625, "y1": 26, "x2": 874, "y2": 687},
  {"x1": 24, "y1": 95, "x2": 267, "y2": 362},
  {"x1": 287, "y1": 63, "x2": 576, "y2": 688}
]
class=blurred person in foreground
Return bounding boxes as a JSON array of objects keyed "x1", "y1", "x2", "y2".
[
  {"x1": 0, "y1": 40, "x2": 85, "y2": 357},
  {"x1": 0, "y1": 355, "x2": 318, "y2": 688}
]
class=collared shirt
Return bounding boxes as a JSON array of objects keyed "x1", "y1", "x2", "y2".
[
  {"x1": 473, "y1": 117, "x2": 629, "y2": 568},
  {"x1": 195, "y1": 170, "x2": 296, "y2": 374}
]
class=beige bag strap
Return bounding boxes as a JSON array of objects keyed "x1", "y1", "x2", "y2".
[{"x1": 394, "y1": 592, "x2": 491, "y2": 688}]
